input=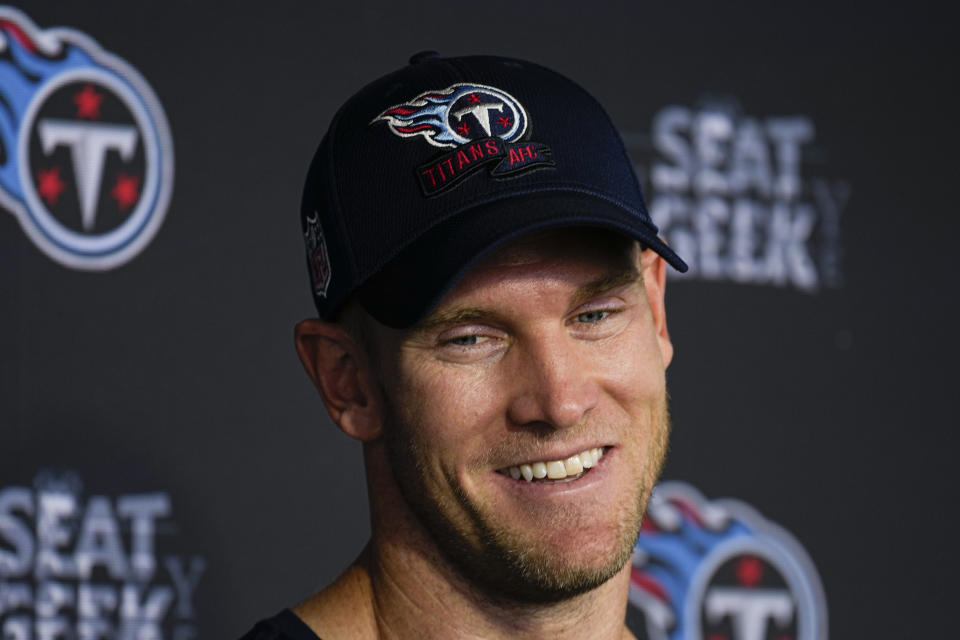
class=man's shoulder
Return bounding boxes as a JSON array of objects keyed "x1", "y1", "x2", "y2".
[{"x1": 238, "y1": 609, "x2": 323, "y2": 640}]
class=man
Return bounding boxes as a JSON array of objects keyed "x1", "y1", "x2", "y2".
[{"x1": 241, "y1": 52, "x2": 687, "y2": 640}]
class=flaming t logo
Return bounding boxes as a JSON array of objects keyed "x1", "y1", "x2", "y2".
[
  {"x1": 0, "y1": 8, "x2": 173, "y2": 270},
  {"x1": 372, "y1": 83, "x2": 528, "y2": 148},
  {"x1": 629, "y1": 482, "x2": 828, "y2": 640}
]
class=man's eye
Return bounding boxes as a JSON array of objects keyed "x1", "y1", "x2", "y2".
[
  {"x1": 449, "y1": 335, "x2": 480, "y2": 346},
  {"x1": 577, "y1": 310, "x2": 608, "y2": 323}
]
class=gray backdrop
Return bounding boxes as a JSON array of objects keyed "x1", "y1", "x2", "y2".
[{"x1": 1, "y1": 2, "x2": 956, "y2": 638}]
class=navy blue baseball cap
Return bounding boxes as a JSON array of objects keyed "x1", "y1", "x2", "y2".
[{"x1": 301, "y1": 52, "x2": 687, "y2": 329}]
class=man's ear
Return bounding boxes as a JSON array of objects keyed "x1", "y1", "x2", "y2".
[
  {"x1": 640, "y1": 248, "x2": 673, "y2": 369},
  {"x1": 294, "y1": 319, "x2": 382, "y2": 442}
]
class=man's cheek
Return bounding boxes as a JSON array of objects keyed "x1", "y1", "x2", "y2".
[
  {"x1": 425, "y1": 368, "x2": 503, "y2": 420},
  {"x1": 602, "y1": 359, "x2": 664, "y2": 408}
]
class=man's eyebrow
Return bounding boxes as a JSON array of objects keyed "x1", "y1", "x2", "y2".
[
  {"x1": 416, "y1": 307, "x2": 496, "y2": 334},
  {"x1": 416, "y1": 266, "x2": 641, "y2": 334},
  {"x1": 567, "y1": 266, "x2": 642, "y2": 309}
]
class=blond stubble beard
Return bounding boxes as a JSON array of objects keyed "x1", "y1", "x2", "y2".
[{"x1": 382, "y1": 392, "x2": 672, "y2": 606}]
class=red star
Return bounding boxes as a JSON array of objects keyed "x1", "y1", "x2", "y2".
[
  {"x1": 73, "y1": 84, "x2": 104, "y2": 120},
  {"x1": 497, "y1": 115, "x2": 512, "y2": 127},
  {"x1": 736, "y1": 555, "x2": 764, "y2": 587},
  {"x1": 35, "y1": 166, "x2": 66, "y2": 206},
  {"x1": 456, "y1": 122, "x2": 470, "y2": 136},
  {"x1": 111, "y1": 172, "x2": 140, "y2": 211},
  {"x1": 468, "y1": 93, "x2": 481, "y2": 104}
]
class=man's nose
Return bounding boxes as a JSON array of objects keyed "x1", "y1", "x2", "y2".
[{"x1": 505, "y1": 336, "x2": 600, "y2": 431}]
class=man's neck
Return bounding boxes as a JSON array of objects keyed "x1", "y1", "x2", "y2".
[
  {"x1": 368, "y1": 529, "x2": 637, "y2": 640},
  {"x1": 294, "y1": 537, "x2": 636, "y2": 640}
]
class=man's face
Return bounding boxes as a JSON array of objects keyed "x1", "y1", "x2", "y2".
[{"x1": 372, "y1": 229, "x2": 673, "y2": 603}]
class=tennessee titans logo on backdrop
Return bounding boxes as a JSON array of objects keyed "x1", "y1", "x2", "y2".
[
  {"x1": 0, "y1": 8, "x2": 173, "y2": 270},
  {"x1": 372, "y1": 83, "x2": 552, "y2": 196},
  {"x1": 629, "y1": 482, "x2": 827, "y2": 640}
]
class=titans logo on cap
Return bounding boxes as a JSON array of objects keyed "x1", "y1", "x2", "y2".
[
  {"x1": 373, "y1": 83, "x2": 528, "y2": 148},
  {"x1": 0, "y1": 8, "x2": 173, "y2": 271},
  {"x1": 372, "y1": 83, "x2": 553, "y2": 196}
]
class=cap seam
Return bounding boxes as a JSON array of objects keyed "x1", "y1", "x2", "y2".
[
  {"x1": 549, "y1": 70, "x2": 651, "y2": 218},
  {"x1": 444, "y1": 57, "x2": 471, "y2": 83},
  {"x1": 324, "y1": 109, "x2": 360, "y2": 281}
]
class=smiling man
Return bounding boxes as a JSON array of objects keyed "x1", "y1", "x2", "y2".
[{"x1": 240, "y1": 53, "x2": 687, "y2": 640}]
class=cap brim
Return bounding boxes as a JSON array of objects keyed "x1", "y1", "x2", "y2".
[{"x1": 358, "y1": 191, "x2": 688, "y2": 328}]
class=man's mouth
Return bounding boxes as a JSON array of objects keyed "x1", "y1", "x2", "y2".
[{"x1": 495, "y1": 447, "x2": 608, "y2": 483}]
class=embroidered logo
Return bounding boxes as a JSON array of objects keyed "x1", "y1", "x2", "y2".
[
  {"x1": 0, "y1": 8, "x2": 174, "y2": 271},
  {"x1": 303, "y1": 211, "x2": 331, "y2": 298},
  {"x1": 371, "y1": 83, "x2": 554, "y2": 195},
  {"x1": 629, "y1": 482, "x2": 828, "y2": 640}
]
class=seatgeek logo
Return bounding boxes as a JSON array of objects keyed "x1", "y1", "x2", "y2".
[
  {"x1": 626, "y1": 99, "x2": 848, "y2": 292},
  {"x1": 0, "y1": 8, "x2": 173, "y2": 270},
  {"x1": 628, "y1": 482, "x2": 827, "y2": 640},
  {"x1": 0, "y1": 470, "x2": 205, "y2": 639}
]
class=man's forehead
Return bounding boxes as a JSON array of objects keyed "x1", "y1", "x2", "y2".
[{"x1": 414, "y1": 228, "x2": 642, "y2": 327}]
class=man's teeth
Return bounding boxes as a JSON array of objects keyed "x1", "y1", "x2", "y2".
[{"x1": 502, "y1": 448, "x2": 606, "y2": 482}]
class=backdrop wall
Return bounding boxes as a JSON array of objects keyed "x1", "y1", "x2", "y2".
[{"x1": 2, "y1": 2, "x2": 955, "y2": 638}]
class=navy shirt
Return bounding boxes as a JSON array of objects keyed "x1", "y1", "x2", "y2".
[{"x1": 239, "y1": 609, "x2": 321, "y2": 640}]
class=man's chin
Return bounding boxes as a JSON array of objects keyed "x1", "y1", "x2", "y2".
[
  {"x1": 472, "y1": 534, "x2": 634, "y2": 605},
  {"x1": 440, "y1": 513, "x2": 639, "y2": 605}
]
